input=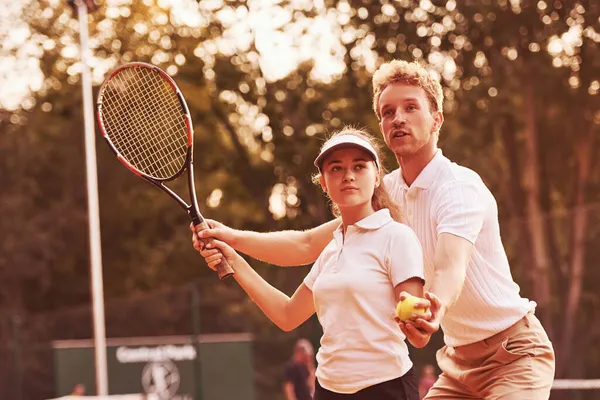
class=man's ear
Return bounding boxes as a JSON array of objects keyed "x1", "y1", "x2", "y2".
[
  {"x1": 378, "y1": 120, "x2": 389, "y2": 145},
  {"x1": 432, "y1": 111, "x2": 444, "y2": 133}
]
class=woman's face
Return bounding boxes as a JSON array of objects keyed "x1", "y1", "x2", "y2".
[{"x1": 319, "y1": 146, "x2": 379, "y2": 211}]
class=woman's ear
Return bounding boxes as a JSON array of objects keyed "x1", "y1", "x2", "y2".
[
  {"x1": 319, "y1": 175, "x2": 327, "y2": 192},
  {"x1": 375, "y1": 171, "x2": 381, "y2": 188}
]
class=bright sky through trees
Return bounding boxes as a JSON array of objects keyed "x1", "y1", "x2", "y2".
[
  {"x1": 0, "y1": 0, "x2": 348, "y2": 111},
  {"x1": 3, "y1": 0, "x2": 597, "y2": 112}
]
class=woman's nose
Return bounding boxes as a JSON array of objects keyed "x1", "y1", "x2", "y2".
[{"x1": 343, "y1": 170, "x2": 355, "y2": 182}]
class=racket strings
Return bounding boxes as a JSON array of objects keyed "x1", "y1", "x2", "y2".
[
  {"x1": 110, "y1": 69, "x2": 186, "y2": 177},
  {"x1": 105, "y1": 78, "x2": 185, "y2": 177},
  {"x1": 111, "y1": 69, "x2": 187, "y2": 173},
  {"x1": 100, "y1": 66, "x2": 189, "y2": 179}
]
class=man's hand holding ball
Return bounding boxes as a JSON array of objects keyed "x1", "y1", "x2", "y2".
[
  {"x1": 396, "y1": 294, "x2": 428, "y2": 321},
  {"x1": 395, "y1": 292, "x2": 443, "y2": 349}
]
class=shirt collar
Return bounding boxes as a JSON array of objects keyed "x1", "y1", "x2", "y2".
[
  {"x1": 334, "y1": 209, "x2": 393, "y2": 235},
  {"x1": 398, "y1": 149, "x2": 446, "y2": 190}
]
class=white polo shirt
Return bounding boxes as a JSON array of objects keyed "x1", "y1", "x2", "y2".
[
  {"x1": 384, "y1": 150, "x2": 535, "y2": 347},
  {"x1": 304, "y1": 209, "x2": 424, "y2": 394}
]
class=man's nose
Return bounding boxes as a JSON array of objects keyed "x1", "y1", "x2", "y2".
[{"x1": 392, "y1": 110, "x2": 406, "y2": 125}]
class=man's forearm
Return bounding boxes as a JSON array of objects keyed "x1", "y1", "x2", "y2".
[
  {"x1": 428, "y1": 233, "x2": 473, "y2": 318},
  {"x1": 232, "y1": 219, "x2": 339, "y2": 266},
  {"x1": 283, "y1": 383, "x2": 296, "y2": 400},
  {"x1": 428, "y1": 266, "x2": 466, "y2": 318}
]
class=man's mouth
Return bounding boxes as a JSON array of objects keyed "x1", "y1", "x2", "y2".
[{"x1": 391, "y1": 129, "x2": 409, "y2": 138}]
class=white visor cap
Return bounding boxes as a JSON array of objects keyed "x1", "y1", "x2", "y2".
[{"x1": 314, "y1": 134, "x2": 380, "y2": 172}]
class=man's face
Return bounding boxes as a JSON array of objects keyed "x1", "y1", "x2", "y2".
[
  {"x1": 296, "y1": 348, "x2": 308, "y2": 363},
  {"x1": 294, "y1": 341, "x2": 314, "y2": 364},
  {"x1": 295, "y1": 347, "x2": 312, "y2": 363},
  {"x1": 73, "y1": 384, "x2": 85, "y2": 395},
  {"x1": 378, "y1": 83, "x2": 442, "y2": 159}
]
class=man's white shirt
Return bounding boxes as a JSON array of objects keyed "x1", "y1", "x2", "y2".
[{"x1": 384, "y1": 149, "x2": 535, "y2": 346}]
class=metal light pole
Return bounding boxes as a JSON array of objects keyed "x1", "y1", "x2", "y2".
[
  {"x1": 74, "y1": 0, "x2": 108, "y2": 395},
  {"x1": 11, "y1": 316, "x2": 23, "y2": 400},
  {"x1": 190, "y1": 283, "x2": 204, "y2": 400}
]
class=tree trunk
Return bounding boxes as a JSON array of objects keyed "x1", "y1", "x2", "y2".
[
  {"x1": 538, "y1": 121, "x2": 568, "y2": 296},
  {"x1": 499, "y1": 113, "x2": 535, "y2": 289},
  {"x1": 522, "y1": 76, "x2": 553, "y2": 336},
  {"x1": 556, "y1": 122, "x2": 595, "y2": 377}
]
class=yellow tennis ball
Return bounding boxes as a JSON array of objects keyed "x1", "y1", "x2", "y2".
[{"x1": 396, "y1": 295, "x2": 426, "y2": 321}]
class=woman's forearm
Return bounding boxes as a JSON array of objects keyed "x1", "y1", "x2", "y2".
[
  {"x1": 232, "y1": 219, "x2": 339, "y2": 266},
  {"x1": 230, "y1": 257, "x2": 295, "y2": 330}
]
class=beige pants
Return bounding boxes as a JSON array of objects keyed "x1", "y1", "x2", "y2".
[{"x1": 425, "y1": 313, "x2": 555, "y2": 400}]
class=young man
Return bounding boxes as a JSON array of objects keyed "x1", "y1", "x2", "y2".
[
  {"x1": 284, "y1": 339, "x2": 315, "y2": 400},
  {"x1": 197, "y1": 60, "x2": 555, "y2": 399}
]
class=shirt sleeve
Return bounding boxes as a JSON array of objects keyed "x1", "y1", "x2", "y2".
[
  {"x1": 386, "y1": 225, "x2": 425, "y2": 286},
  {"x1": 435, "y1": 180, "x2": 486, "y2": 244},
  {"x1": 303, "y1": 253, "x2": 325, "y2": 291}
]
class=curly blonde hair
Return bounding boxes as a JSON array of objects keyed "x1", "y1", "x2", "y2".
[
  {"x1": 312, "y1": 127, "x2": 404, "y2": 223},
  {"x1": 372, "y1": 60, "x2": 444, "y2": 120}
]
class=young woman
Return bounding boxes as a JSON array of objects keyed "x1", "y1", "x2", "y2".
[{"x1": 192, "y1": 127, "x2": 426, "y2": 400}]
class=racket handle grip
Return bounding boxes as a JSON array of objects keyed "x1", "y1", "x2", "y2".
[
  {"x1": 195, "y1": 221, "x2": 235, "y2": 280},
  {"x1": 214, "y1": 258, "x2": 235, "y2": 281}
]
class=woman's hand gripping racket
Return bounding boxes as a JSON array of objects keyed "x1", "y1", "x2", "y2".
[{"x1": 96, "y1": 62, "x2": 234, "y2": 280}]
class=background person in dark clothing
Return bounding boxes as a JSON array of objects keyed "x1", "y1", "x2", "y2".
[{"x1": 284, "y1": 339, "x2": 315, "y2": 400}]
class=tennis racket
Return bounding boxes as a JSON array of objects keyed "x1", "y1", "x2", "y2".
[{"x1": 96, "y1": 62, "x2": 234, "y2": 280}]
